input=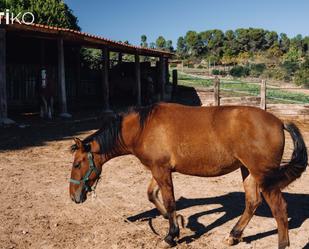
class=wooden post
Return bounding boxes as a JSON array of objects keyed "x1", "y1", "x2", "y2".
[
  {"x1": 172, "y1": 69, "x2": 178, "y2": 100},
  {"x1": 165, "y1": 58, "x2": 169, "y2": 84},
  {"x1": 159, "y1": 56, "x2": 166, "y2": 101},
  {"x1": 0, "y1": 29, "x2": 7, "y2": 121},
  {"x1": 118, "y1": 52, "x2": 123, "y2": 64},
  {"x1": 58, "y1": 38, "x2": 71, "y2": 118},
  {"x1": 75, "y1": 46, "x2": 81, "y2": 98},
  {"x1": 102, "y1": 47, "x2": 111, "y2": 112},
  {"x1": 260, "y1": 79, "x2": 266, "y2": 110},
  {"x1": 0, "y1": 29, "x2": 14, "y2": 125},
  {"x1": 172, "y1": 69, "x2": 178, "y2": 86},
  {"x1": 135, "y1": 54, "x2": 141, "y2": 106},
  {"x1": 40, "y1": 40, "x2": 45, "y2": 67},
  {"x1": 214, "y1": 77, "x2": 220, "y2": 106}
]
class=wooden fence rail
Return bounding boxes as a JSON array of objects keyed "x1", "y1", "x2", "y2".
[{"x1": 209, "y1": 77, "x2": 308, "y2": 109}]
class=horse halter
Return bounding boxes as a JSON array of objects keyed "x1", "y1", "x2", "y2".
[{"x1": 70, "y1": 152, "x2": 101, "y2": 192}]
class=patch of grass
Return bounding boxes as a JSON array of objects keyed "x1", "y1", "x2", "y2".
[
  {"x1": 177, "y1": 72, "x2": 309, "y2": 104},
  {"x1": 178, "y1": 74, "x2": 213, "y2": 87}
]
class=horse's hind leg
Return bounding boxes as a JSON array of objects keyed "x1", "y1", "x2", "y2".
[
  {"x1": 152, "y1": 168, "x2": 179, "y2": 247},
  {"x1": 262, "y1": 189, "x2": 289, "y2": 249},
  {"x1": 227, "y1": 166, "x2": 262, "y2": 245},
  {"x1": 147, "y1": 177, "x2": 168, "y2": 219}
]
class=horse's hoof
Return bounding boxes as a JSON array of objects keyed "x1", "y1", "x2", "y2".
[
  {"x1": 278, "y1": 241, "x2": 290, "y2": 249},
  {"x1": 162, "y1": 213, "x2": 169, "y2": 219},
  {"x1": 225, "y1": 235, "x2": 242, "y2": 246},
  {"x1": 163, "y1": 235, "x2": 177, "y2": 247},
  {"x1": 158, "y1": 240, "x2": 174, "y2": 249}
]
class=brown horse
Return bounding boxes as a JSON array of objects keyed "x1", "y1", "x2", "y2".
[{"x1": 69, "y1": 103, "x2": 307, "y2": 249}]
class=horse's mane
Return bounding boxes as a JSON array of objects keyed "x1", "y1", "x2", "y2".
[{"x1": 71, "y1": 103, "x2": 158, "y2": 157}]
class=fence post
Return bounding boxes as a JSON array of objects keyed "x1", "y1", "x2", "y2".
[
  {"x1": 260, "y1": 79, "x2": 266, "y2": 110},
  {"x1": 214, "y1": 77, "x2": 220, "y2": 106}
]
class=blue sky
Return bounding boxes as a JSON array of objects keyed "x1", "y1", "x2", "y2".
[{"x1": 65, "y1": 0, "x2": 309, "y2": 47}]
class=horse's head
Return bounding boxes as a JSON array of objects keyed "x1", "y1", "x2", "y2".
[{"x1": 69, "y1": 138, "x2": 103, "y2": 204}]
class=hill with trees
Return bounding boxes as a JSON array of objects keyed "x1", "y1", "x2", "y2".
[{"x1": 146, "y1": 29, "x2": 309, "y2": 87}]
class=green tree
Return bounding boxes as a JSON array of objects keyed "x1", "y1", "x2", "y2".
[
  {"x1": 235, "y1": 28, "x2": 251, "y2": 52},
  {"x1": 140, "y1": 34, "x2": 148, "y2": 47},
  {"x1": 248, "y1": 28, "x2": 265, "y2": 51},
  {"x1": 290, "y1": 34, "x2": 303, "y2": 54},
  {"x1": 185, "y1": 30, "x2": 202, "y2": 56},
  {"x1": 176, "y1": 36, "x2": 187, "y2": 57},
  {"x1": 0, "y1": 0, "x2": 80, "y2": 30},
  {"x1": 279, "y1": 33, "x2": 290, "y2": 53},
  {"x1": 303, "y1": 36, "x2": 309, "y2": 55},
  {"x1": 283, "y1": 46, "x2": 301, "y2": 62},
  {"x1": 207, "y1": 29, "x2": 224, "y2": 56},
  {"x1": 156, "y1": 36, "x2": 166, "y2": 49},
  {"x1": 166, "y1": 40, "x2": 173, "y2": 52},
  {"x1": 294, "y1": 57, "x2": 309, "y2": 86},
  {"x1": 264, "y1": 31, "x2": 278, "y2": 49},
  {"x1": 149, "y1": 42, "x2": 156, "y2": 49},
  {"x1": 222, "y1": 30, "x2": 238, "y2": 62}
]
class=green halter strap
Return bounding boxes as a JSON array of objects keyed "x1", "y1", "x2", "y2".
[{"x1": 69, "y1": 152, "x2": 101, "y2": 192}]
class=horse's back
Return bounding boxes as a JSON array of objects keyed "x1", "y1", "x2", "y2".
[{"x1": 138, "y1": 103, "x2": 284, "y2": 178}]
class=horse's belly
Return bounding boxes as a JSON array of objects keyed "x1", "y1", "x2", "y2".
[{"x1": 172, "y1": 153, "x2": 240, "y2": 177}]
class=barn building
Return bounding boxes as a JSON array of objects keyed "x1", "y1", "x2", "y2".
[{"x1": 0, "y1": 19, "x2": 173, "y2": 124}]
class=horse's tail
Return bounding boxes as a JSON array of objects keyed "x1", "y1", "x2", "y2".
[{"x1": 262, "y1": 122, "x2": 308, "y2": 191}]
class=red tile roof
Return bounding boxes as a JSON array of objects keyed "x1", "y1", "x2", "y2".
[{"x1": 1, "y1": 16, "x2": 173, "y2": 57}]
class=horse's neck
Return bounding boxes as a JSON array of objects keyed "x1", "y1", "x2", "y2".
[{"x1": 121, "y1": 113, "x2": 143, "y2": 154}]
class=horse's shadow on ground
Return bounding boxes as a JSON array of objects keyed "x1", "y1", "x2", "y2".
[{"x1": 127, "y1": 192, "x2": 309, "y2": 247}]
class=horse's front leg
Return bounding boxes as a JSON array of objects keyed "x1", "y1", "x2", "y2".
[
  {"x1": 147, "y1": 177, "x2": 168, "y2": 219},
  {"x1": 41, "y1": 96, "x2": 48, "y2": 118},
  {"x1": 152, "y1": 167, "x2": 179, "y2": 247}
]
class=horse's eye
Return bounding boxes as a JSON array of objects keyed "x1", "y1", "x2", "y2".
[{"x1": 73, "y1": 162, "x2": 81, "y2": 169}]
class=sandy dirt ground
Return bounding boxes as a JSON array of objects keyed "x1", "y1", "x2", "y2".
[{"x1": 0, "y1": 116, "x2": 309, "y2": 249}]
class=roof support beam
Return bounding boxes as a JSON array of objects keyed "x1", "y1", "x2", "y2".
[
  {"x1": 135, "y1": 54, "x2": 142, "y2": 106},
  {"x1": 159, "y1": 56, "x2": 167, "y2": 101},
  {"x1": 118, "y1": 52, "x2": 123, "y2": 64},
  {"x1": 75, "y1": 46, "x2": 81, "y2": 98},
  {"x1": 58, "y1": 37, "x2": 71, "y2": 118},
  {"x1": 0, "y1": 28, "x2": 14, "y2": 125},
  {"x1": 102, "y1": 47, "x2": 112, "y2": 112}
]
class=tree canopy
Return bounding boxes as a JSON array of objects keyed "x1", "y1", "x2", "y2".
[{"x1": 0, "y1": 0, "x2": 80, "y2": 30}]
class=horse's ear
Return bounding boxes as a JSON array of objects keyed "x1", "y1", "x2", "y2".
[{"x1": 73, "y1": 137, "x2": 83, "y2": 149}]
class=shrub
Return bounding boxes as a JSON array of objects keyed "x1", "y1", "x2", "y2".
[
  {"x1": 280, "y1": 61, "x2": 299, "y2": 76},
  {"x1": 212, "y1": 69, "x2": 227, "y2": 76},
  {"x1": 249, "y1": 63, "x2": 266, "y2": 77},
  {"x1": 220, "y1": 70, "x2": 227, "y2": 76},
  {"x1": 212, "y1": 69, "x2": 220, "y2": 75},
  {"x1": 294, "y1": 68, "x2": 309, "y2": 87},
  {"x1": 229, "y1": 65, "x2": 250, "y2": 77},
  {"x1": 262, "y1": 67, "x2": 286, "y2": 81}
]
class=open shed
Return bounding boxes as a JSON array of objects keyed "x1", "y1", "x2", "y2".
[{"x1": 0, "y1": 19, "x2": 173, "y2": 124}]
